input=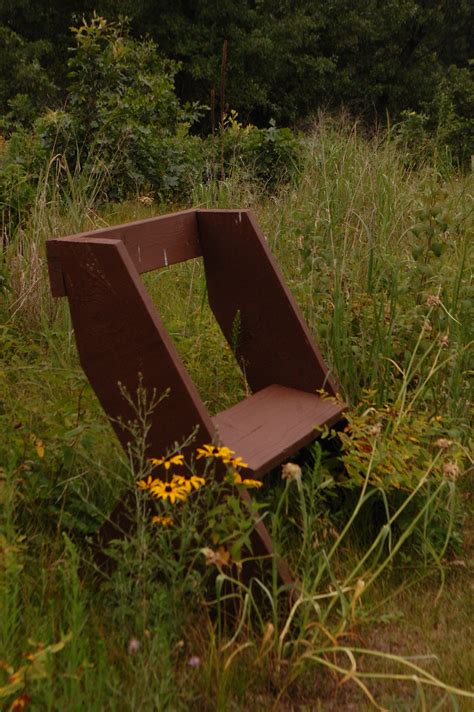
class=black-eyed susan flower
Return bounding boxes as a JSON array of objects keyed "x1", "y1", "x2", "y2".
[
  {"x1": 196, "y1": 443, "x2": 241, "y2": 464},
  {"x1": 137, "y1": 475, "x2": 157, "y2": 490},
  {"x1": 149, "y1": 456, "x2": 165, "y2": 466},
  {"x1": 242, "y1": 478, "x2": 263, "y2": 489},
  {"x1": 196, "y1": 444, "x2": 219, "y2": 459},
  {"x1": 151, "y1": 515, "x2": 174, "y2": 527},
  {"x1": 172, "y1": 474, "x2": 205, "y2": 492},
  {"x1": 150, "y1": 480, "x2": 188, "y2": 503},
  {"x1": 149, "y1": 454, "x2": 185, "y2": 470},
  {"x1": 230, "y1": 472, "x2": 263, "y2": 488},
  {"x1": 216, "y1": 446, "x2": 235, "y2": 462},
  {"x1": 230, "y1": 456, "x2": 248, "y2": 469},
  {"x1": 187, "y1": 475, "x2": 206, "y2": 491}
]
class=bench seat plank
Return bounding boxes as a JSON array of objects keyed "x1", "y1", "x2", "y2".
[{"x1": 213, "y1": 385, "x2": 345, "y2": 477}]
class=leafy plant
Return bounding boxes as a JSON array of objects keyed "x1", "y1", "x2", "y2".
[
  {"x1": 335, "y1": 398, "x2": 466, "y2": 493},
  {"x1": 214, "y1": 110, "x2": 301, "y2": 187},
  {"x1": 61, "y1": 14, "x2": 205, "y2": 200},
  {"x1": 0, "y1": 633, "x2": 71, "y2": 710},
  {"x1": 396, "y1": 63, "x2": 474, "y2": 169},
  {"x1": 0, "y1": 26, "x2": 56, "y2": 130}
]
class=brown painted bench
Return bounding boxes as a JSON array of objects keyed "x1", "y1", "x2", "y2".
[{"x1": 47, "y1": 208, "x2": 345, "y2": 583}]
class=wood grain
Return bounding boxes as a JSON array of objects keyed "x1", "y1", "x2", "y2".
[
  {"x1": 197, "y1": 209, "x2": 340, "y2": 397},
  {"x1": 47, "y1": 210, "x2": 200, "y2": 296},
  {"x1": 213, "y1": 385, "x2": 345, "y2": 476},
  {"x1": 48, "y1": 236, "x2": 215, "y2": 459}
]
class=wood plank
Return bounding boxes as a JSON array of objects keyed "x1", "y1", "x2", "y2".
[
  {"x1": 197, "y1": 209, "x2": 340, "y2": 397},
  {"x1": 48, "y1": 236, "x2": 216, "y2": 459},
  {"x1": 46, "y1": 238, "x2": 67, "y2": 297},
  {"x1": 213, "y1": 384, "x2": 346, "y2": 476},
  {"x1": 48, "y1": 209, "x2": 200, "y2": 295}
]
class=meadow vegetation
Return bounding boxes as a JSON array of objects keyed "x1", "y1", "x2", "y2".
[
  {"x1": 0, "y1": 109, "x2": 473, "y2": 710},
  {"x1": 0, "y1": 13, "x2": 473, "y2": 710}
]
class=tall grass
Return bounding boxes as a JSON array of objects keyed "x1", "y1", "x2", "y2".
[
  {"x1": 3, "y1": 151, "x2": 109, "y2": 329},
  {"x1": 1, "y1": 116, "x2": 473, "y2": 710},
  {"x1": 194, "y1": 116, "x2": 473, "y2": 418}
]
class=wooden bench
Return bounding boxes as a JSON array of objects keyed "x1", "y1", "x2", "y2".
[{"x1": 47, "y1": 208, "x2": 345, "y2": 583}]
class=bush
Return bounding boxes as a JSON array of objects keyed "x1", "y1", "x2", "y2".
[
  {"x1": 316, "y1": 395, "x2": 467, "y2": 559},
  {"x1": 213, "y1": 110, "x2": 301, "y2": 187},
  {"x1": 60, "y1": 14, "x2": 206, "y2": 200},
  {"x1": 395, "y1": 64, "x2": 474, "y2": 169},
  {"x1": 432, "y1": 64, "x2": 474, "y2": 168},
  {"x1": 0, "y1": 128, "x2": 47, "y2": 228},
  {"x1": 0, "y1": 14, "x2": 207, "y2": 216},
  {"x1": 0, "y1": 27, "x2": 56, "y2": 130}
]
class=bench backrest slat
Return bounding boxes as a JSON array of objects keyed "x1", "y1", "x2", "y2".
[{"x1": 48, "y1": 210, "x2": 200, "y2": 296}]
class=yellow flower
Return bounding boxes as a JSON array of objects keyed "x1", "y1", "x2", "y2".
[
  {"x1": 149, "y1": 454, "x2": 185, "y2": 470},
  {"x1": 167, "y1": 454, "x2": 185, "y2": 468},
  {"x1": 137, "y1": 475, "x2": 156, "y2": 490},
  {"x1": 150, "y1": 480, "x2": 188, "y2": 504},
  {"x1": 196, "y1": 443, "x2": 243, "y2": 465},
  {"x1": 151, "y1": 515, "x2": 174, "y2": 527},
  {"x1": 230, "y1": 456, "x2": 248, "y2": 469},
  {"x1": 196, "y1": 444, "x2": 218, "y2": 459},
  {"x1": 230, "y1": 472, "x2": 262, "y2": 489},
  {"x1": 216, "y1": 446, "x2": 236, "y2": 462},
  {"x1": 149, "y1": 456, "x2": 166, "y2": 466},
  {"x1": 187, "y1": 475, "x2": 206, "y2": 491},
  {"x1": 196, "y1": 444, "x2": 236, "y2": 461},
  {"x1": 35, "y1": 439, "x2": 45, "y2": 459},
  {"x1": 242, "y1": 478, "x2": 262, "y2": 489},
  {"x1": 231, "y1": 472, "x2": 243, "y2": 485},
  {"x1": 171, "y1": 474, "x2": 205, "y2": 492}
]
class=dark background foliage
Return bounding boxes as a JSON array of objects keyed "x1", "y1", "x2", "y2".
[
  {"x1": 0, "y1": 0, "x2": 472, "y2": 205},
  {"x1": 1, "y1": 0, "x2": 472, "y2": 125}
]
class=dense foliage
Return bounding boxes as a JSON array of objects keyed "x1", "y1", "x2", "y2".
[
  {"x1": 1, "y1": 4, "x2": 473, "y2": 710},
  {"x1": 0, "y1": 15, "x2": 300, "y2": 222},
  {"x1": 1, "y1": 121, "x2": 473, "y2": 708},
  {"x1": 0, "y1": 0, "x2": 473, "y2": 164}
]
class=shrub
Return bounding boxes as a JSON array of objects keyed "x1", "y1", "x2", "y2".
[
  {"x1": 395, "y1": 64, "x2": 474, "y2": 169},
  {"x1": 0, "y1": 27, "x2": 56, "y2": 130},
  {"x1": 59, "y1": 14, "x2": 206, "y2": 200},
  {"x1": 431, "y1": 64, "x2": 474, "y2": 168},
  {"x1": 0, "y1": 14, "x2": 206, "y2": 217},
  {"x1": 212, "y1": 110, "x2": 301, "y2": 187},
  {"x1": 314, "y1": 394, "x2": 468, "y2": 560},
  {"x1": 0, "y1": 127, "x2": 47, "y2": 228}
]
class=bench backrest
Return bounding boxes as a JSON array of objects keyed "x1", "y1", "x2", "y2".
[{"x1": 47, "y1": 209, "x2": 338, "y2": 460}]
